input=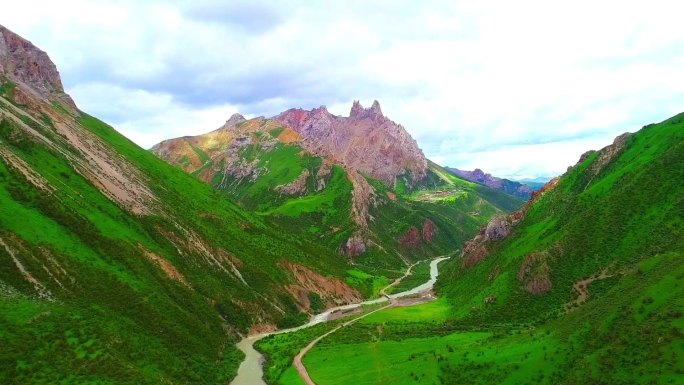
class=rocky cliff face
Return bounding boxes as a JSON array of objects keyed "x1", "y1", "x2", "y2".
[
  {"x1": 573, "y1": 132, "x2": 632, "y2": 183},
  {"x1": 275, "y1": 100, "x2": 428, "y2": 187},
  {"x1": 449, "y1": 167, "x2": 533, "y2": 199},
  {"x1": 0, "y1": 25, "x2": 75, "y2": 108}
]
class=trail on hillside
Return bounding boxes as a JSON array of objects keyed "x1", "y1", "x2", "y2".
[
  {"x1": 293, "y1": 262, "x2": 442, "y2": 385},
  {"x1": 564, "y1": 268, "x2": 613, "y2": 311}
]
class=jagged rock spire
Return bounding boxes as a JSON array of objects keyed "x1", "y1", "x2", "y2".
[
  {"x1": 370, "y1": 100, "x2": 382, "y2": 115},
  {"x1": 224, "y1": 113, "x2": 246, "y2": 129},
  {"x1": 349, "y1": 99, "x2": 383, "y2": 118},
  {"x1": 350, "y1": 100, "x2": 364, "y2": 117}
]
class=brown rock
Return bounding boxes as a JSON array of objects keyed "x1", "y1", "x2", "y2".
[
  {"x1": 517, "y1": 252, "x2": 552, "y2": 294},
  {"x1": 274, "y1": 100, "x2": 428, "y2": 187},
  {"x1": 488, "y1": 265, "x2": 501, "y2": 282},
  {"x1": 399, "y1": 226, "x2": 421, "y2": 246},
  {"x1": 340, "y1": 234, "x2": 366, "y2": 258},
  {"x1": 0, "y1": 25, "x2": 75, "y2": 108},
  {"x1": 530, "y1": 177, "x2": 559, "y2": 201},
  {"x1": 275, "y1": 169, "x2": 310, "y2": 196},
  {"x1": 485, "y1": 215, "x2": 511, "y2": 241},
  {"x1": 280, "y1": 261, "x2": 362, "y2": 310},
  {"x1": 460, "y1": 215, "x2": 514, "y2": 268},
  {"x1": 461, "y1": 236, "x2": 488, "y2": 267},
  {"x1": 422, "y1": 218, "x2": 436, "y2": 242}
]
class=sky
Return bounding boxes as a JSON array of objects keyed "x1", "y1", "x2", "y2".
[{"x1": 3, "y1": 0, "x2": 684, "y2": 179}]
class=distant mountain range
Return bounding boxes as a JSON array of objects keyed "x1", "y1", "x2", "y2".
[{"x1": 447, "y1": 167, "x2": 544, "y2": 199}]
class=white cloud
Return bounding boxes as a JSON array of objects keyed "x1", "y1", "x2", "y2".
[
  {"x1": 2, "y1": 0, "x2": 684, "y2": 176},
  {"x1": 70, "y1": 82, "x2": 243, "y2": 148}
]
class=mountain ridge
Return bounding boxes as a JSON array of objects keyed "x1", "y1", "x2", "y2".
[
  {"x1": 448, "y1": 167, "x2": 535, "y2": 199},
  {"x1": 151, "y1": 101, "x2": 523, "y2": 265},
  {"x1": 435, "y1": 117, "x2": 684, "y2": 382}
]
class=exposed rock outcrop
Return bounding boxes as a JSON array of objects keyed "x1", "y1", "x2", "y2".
[
  {"x1": 315, "y1": 160, "x2": 332, "y2": 191},
  {"x1": 340, "y1": 234, "x2": 366, "y2": 258},
  {"x1": 517, "y1": 252, "x2": 552, "y2": 294},
  {"x1": 276, "y1": 169, "x2": 310, "y2": 196},
  {"x1": 461, "y1": 231, "x2": 489, "y2": 268},
  {"x1": 280, "y1": 261, "x2": 362, "y2": 310},
  {"x1": 589, "y1": 133, "x2": 632, "y2": 174},
  {"x1": 399, "y1": 226, "x2": 421, "y2": 246},
  {"x1": 461, "y1": 214, "x2": 513, "y2": 267},
  {"x1": 347, "y1": 169, "x2": 378, "y2": 231},
  {"x1": 398, "y1": 219, "x2": 437, "y2": 247},
  {"x1": 223, "y1": 113, "x2": 246, "y2": 129},
  {"x1": 485, "y1": 215, "x2": 511, "y2": 241},
  {"x1": 530, "y1": 177, "x2": 559, "y2": 201},
  {"x1": 570, "y1": 132, "x2": 632, "y2": 189},
  {"x1": 0, "y1": 25, "x2": 75, "y2": 108},
  {"x1": 275, "y1": 100, "x2": 428, "y2": 187},
  {"x1": 422, "y1": 218, "x2": 437, "y2": 242}
]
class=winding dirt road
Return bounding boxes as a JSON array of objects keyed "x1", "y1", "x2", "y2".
[
  {"x1": 229, "y1": 257, "x2": 448, "y2": 385},
  {"x1": 292, "y1": 260, "x2": 442, "y2": 385}
]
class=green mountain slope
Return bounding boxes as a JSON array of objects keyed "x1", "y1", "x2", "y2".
[
  {"x1": 0, "y1": 26, "x2": 373, "y2": 384},
  {"x1": 435, "y1": 114, "x2": 684, "y2": 382},
  {"x1": 254, "y1": 113, "x2": 683, "y2": 385}
]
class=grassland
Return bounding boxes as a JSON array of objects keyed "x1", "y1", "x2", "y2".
[
  {"x1": 385, "y1": 260, "x2": 432, "y2": 294},
  {"x1": 251, "y1": 113, "x2": 684, "y2": 385}
]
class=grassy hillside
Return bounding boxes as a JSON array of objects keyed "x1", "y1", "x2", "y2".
[
  {"x1": 253, "y1": 113, "x2": 684, "y2": 384},
  {"x1": 0, "y1": 76, "x2": 367, "y2": 384}
]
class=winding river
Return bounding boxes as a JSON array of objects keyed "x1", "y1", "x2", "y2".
[{"x1": 230, "y1": 256, "x2": 450, "y2": 385}]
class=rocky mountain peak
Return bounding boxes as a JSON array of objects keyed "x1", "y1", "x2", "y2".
[
  {"x1": 223, "y1": 113, "x2": 246, "y2": 129},
  {"x1": 471, "y1": 168, "x2": 487, "y2": 180},
  {"x1": 273, "y1": 100, "x2": 427, "y2": 186},
  {"x1": 0, "y1": 25, "x2": 75, "y2": 107},
  {"x1": 370, "y1": 100, "x2": 382, "y2": 115},
  {"x1": 350, "y1": 100, "x2": 364, "y2": 117},
  {"x1": 311, "y1": 105, "x2": 331, "y2": 118},
  {"x1": 349, "y1": 99, "x2": 384, "y2": 120}
]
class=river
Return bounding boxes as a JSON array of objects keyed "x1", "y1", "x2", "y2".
[{"x1": 229, "y1": 256, "x2": 450, "y2": 385}]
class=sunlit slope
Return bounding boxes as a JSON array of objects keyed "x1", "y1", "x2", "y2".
[
  {"x1": 435, "y1": 114, "x2": 684, "y2": 382},
  {"x1": 0, "y1": 76, "x2": 362, "y2": 384}
]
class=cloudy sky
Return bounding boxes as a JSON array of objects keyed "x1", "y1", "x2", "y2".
[{"x1": 4, "y1": 0, "x2": 684, "y2": 179}]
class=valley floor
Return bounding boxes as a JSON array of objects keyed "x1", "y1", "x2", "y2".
[{"x1": 255, "y1": 253, "x2": 684, "y2": 385}]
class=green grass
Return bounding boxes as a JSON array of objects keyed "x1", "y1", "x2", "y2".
[
  {"x1": 0, "y1": 98, "x2": 359, "y2": 384},
  {"x1": 345, "y1": 269, "x2": 391, "y2": 298},
  {"x1": 386, "y1": 261, "x2": 431, "y2": 294},
  {"x1": 307, "y1": 331, "x2": 534, "y2": 385},
  {"x1": 264, "y1": 165, "x2": 351, "y2": 220},
  {"x1": 254, "y1": 113, "x2": 684, "y2": 385},
  {"x1": 359, "y1": 297, "x2": 452, "y2": 324},
  {"x1": 256, "y1": 323, "x2": 338, "y2": 384}
]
